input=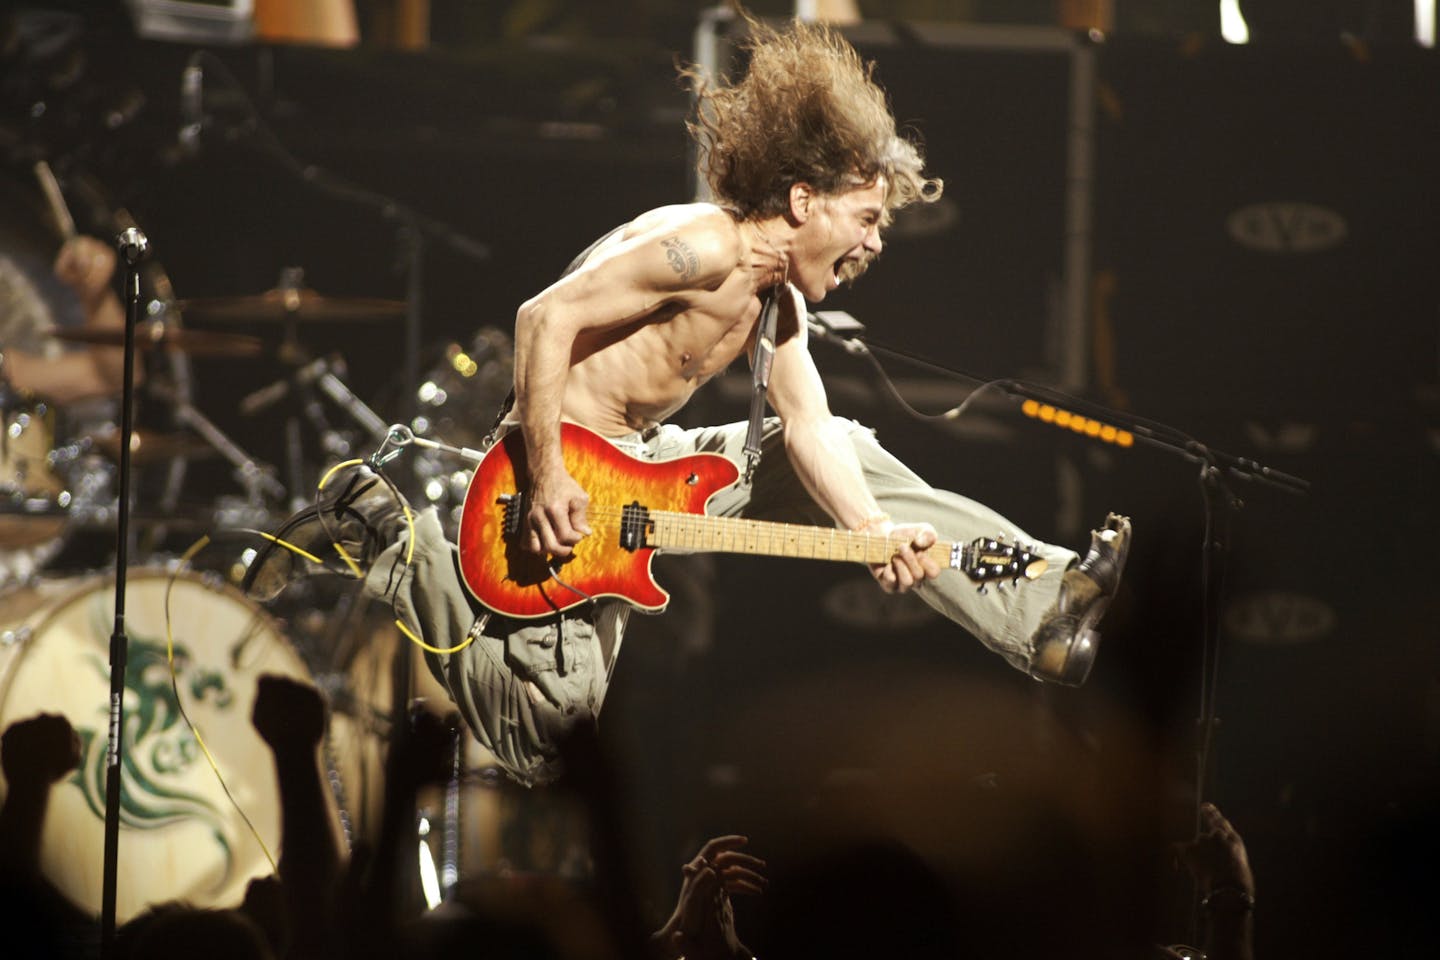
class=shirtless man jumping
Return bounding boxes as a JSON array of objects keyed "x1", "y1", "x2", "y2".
[{"x1": 344, "y1": 19, "x2": 1131, "y2": 785}]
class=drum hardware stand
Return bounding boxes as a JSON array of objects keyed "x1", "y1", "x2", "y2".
[
  {"x1": 100, "y1": 226, "x2": 148, "y2": 954},
  {"x1": 288, "y1": 351, "x2": 392, "y2": 460},
  {"x1": 174, "y1": 400, "x2": 286, "y2": 506},
  {"x1": 235, "y1": 275, "x2": 394, "y2": 510},
  {"x1": 440, "y1": 722, "x2": 463, "y2": 901},
  {"x1": 247, "y1": 133, "x2": 489, "y2": 474}
]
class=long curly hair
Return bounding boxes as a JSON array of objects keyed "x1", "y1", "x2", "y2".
[{"x1": 684, "y1": 18, "x2": 942, "y2": 221}]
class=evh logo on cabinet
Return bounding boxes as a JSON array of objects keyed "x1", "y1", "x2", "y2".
[
  {"x1": 1226, "y1": 202, "x2": 1348, "y2": 253},
  {"x1": 1224, "y1": 590, "x2": 1337, "y2": 645}
]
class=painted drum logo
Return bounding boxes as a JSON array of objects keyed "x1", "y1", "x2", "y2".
[
  {"x1": 1227, "y1": 202, "x2": 1347, "y2": 253},
  {"x1": 73, "y1": 626, "x2": 238, "y2": 868},
  {"x1": 1224, "y1": 590, "x2": 1337, "y2": 645}
]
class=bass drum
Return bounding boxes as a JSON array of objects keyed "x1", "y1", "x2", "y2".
[{"x1": 0, "y1": 569, "x2": 331, "y2": 923}]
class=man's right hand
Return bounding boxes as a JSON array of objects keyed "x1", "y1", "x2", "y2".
[{"x1": 525, "y1": 465, "x2": 592, "y2": 557}]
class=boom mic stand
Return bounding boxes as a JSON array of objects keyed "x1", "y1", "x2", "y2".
[
  {"x1": 100, "y1": 226, "x2": 148, "y2": 954},
  {"x1": 808, "y1": 316, "x2": 1309, "y2": 942}
]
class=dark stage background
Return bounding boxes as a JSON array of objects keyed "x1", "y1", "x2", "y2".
[{"x1": 3, "y1": 5, "x2": 1438, "y2": 956}]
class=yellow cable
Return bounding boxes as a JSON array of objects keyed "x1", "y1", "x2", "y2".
[
  {"x1": 400, "y1": 497, "x2": 416, "y2": 566},
  {"x1": 255, "y1": 531, "x2": 326, "y2": 566},
  {"x1": 322, "y1": 460, "x2": 430, "y2": 652},
  {"x1": 394, "y1": 617, "x2": 474, "y2": 655},
  {"x1": 331, "y1": 541, "x2": 364, "y2": 579},
  {"x1": 318, "y1": 458, "x2": 365, "y2": 491},
  {"x1": 316, "y1": 459, "x2": 463, "y2": 662},
  {"x1": 164, "y1": 536, "x2": 279, "y2": 874}
]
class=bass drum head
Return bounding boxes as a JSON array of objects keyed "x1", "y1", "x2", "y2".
[{"x1": 0, "y1": 569, "x2": 327, "y2": 922}]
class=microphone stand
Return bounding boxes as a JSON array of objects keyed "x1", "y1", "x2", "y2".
[
  {"x1": 809, "y1": 321, "x2": 1308, "y2": 941},
  {"x1": 100, "y1": 227, "x2": 148, "y2": 954}
]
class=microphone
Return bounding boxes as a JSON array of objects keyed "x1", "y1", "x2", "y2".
[
  {"x1": 117, "y1": 228, "x2": 149, "y2": 265},
  {"x1": 178, "y1": 59, "x2": 203, "y2": 157},
  {"x1": 806, "y1": 309, "x2": 868, "y2": 355}
]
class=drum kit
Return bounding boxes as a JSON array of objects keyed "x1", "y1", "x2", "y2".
[{"x1": 0, "y1": 165, "x2": 515, "y2": 920}]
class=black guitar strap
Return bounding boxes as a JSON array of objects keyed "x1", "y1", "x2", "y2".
[{"x1": 742, "y1": 286, "x2": 781, "y2": 485}]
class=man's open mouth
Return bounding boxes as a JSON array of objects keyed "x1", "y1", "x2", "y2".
[{"x1": 835, "y1": 255, "x2": 872, "y2": 284}]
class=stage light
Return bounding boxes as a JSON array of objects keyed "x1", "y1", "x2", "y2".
[
  {"x1": 1221, "y1": 0, "x2": 1251, "y2": 44},
  {"x1": 1020, "y1": 398, "x2": 1133, "y2": 448}
]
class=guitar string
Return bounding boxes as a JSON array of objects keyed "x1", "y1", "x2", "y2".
[
  {"x1": 556, "y1": 506, "x2": 1039, "y2": 581},
  {"x1": 548, "y1": 503, "x2": 944, "y2": 563}
]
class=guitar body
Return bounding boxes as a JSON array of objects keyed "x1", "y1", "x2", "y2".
[{"x1": 457, "y1": 423, "x2": 740, "y2": 618}]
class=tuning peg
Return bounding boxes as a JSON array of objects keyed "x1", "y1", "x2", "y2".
[{"x1": 977, "y1": 584, "x2": 988, "y2": 595}]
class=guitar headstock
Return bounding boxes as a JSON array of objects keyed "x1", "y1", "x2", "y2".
[{"x1": 953, "y1": 535, "x2": 1048, "y2": 589}]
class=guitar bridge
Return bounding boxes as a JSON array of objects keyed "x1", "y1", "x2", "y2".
[{"x1": 499, "y1": 492, "x2": 525, "y2": 540}]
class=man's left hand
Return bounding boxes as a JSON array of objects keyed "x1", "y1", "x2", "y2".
[{"x1": 869, "y1": 521, "x2": 941, "y2": 594}]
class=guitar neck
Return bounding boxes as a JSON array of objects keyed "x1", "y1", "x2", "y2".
[{"x1": 645, "y1": 509, "x2": 948, "y2": 566}]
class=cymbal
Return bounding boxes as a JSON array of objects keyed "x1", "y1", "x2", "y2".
[
  {"x1": 90, "y1": 429, "x2": 218, "y2": 465},
  {"x1": 52, "y1": 322, "x2": 262, "y2": 357},
  {"x1": 177, "y1": 288, "x2": 406, "y2": 324}
]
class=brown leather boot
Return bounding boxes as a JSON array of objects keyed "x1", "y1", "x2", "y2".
[
  {"x1": 1029, "y1": 513, "x2": 1131, "y2": 686},
  {"x1": 242, "y1": 464, "x2": 409, "y2": 602}
]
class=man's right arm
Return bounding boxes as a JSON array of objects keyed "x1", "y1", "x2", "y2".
[
  {"x1": 512, "y1": 211, "x2": 739, "y2": 557},
  {"x1": 513, "y1": 289, "x2": 594, "y2": 556}
]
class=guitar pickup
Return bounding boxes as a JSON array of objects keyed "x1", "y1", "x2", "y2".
[{"x1": 620, "y1": 500, "x2": 651, "y2": 551}]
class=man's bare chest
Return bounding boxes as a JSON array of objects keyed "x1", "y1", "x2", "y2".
[{"x1": 669, "y1": 296, "x2": 762, "y2": 380}]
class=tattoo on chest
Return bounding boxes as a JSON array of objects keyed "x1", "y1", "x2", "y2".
[{"x1": 661, "y1": 237, "x2": 700, "y2": 282}]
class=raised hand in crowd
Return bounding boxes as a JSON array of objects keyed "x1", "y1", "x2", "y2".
[
  {"x1": 1177, "y1": 801, "x2": 1256, "y2": 960},
  {"x1": 0, "y1": 713, "x2": 97, "y2": 958},
  {"x1": 340, "y1": 702, "x2": 457, "y2": 960},
  {"x1": 252, "y1": 673, "x2": 342, "y2": 958},
  {"x1": 0, "y1": 713, "x2": 82, "y2": 879},
  {"x1": 651, "y1": 835, "x2": 767, "y2": 960}
]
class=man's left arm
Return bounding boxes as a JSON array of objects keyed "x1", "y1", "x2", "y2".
[{"x1": 766, "y1": 287, "x2": 939, "y2": 593}]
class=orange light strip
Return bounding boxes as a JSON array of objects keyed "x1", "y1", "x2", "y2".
[{"x1": 1020, "y1": 399, "x2": 1134, "y2": 448}]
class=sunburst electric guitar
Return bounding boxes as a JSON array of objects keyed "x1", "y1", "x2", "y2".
[{"x1": 457, "y1": 422, "x2": 1048, "y2": 619}]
